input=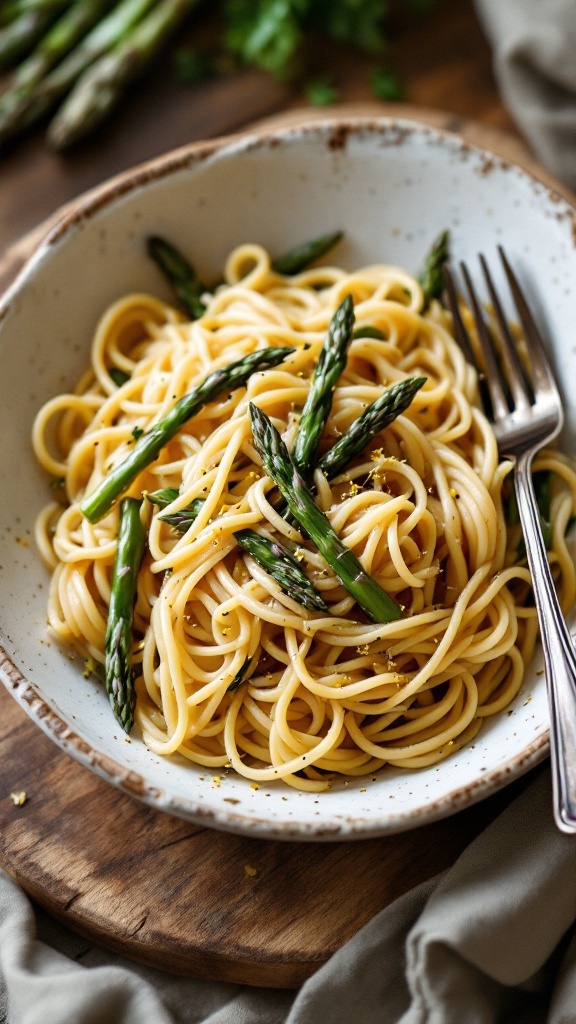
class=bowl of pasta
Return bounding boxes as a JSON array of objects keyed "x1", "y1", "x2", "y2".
[{"x1": 1, "y1": 113, "x2": 576, "y2": 840}]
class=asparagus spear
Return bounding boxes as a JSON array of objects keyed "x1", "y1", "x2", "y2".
[
  {"x1": 226, "y1": 651, "x2": 260, "y2": 692},
  {"x1": 48, "y1": 0, "x2": 201, "y2": 149},
  {"x1": 8, "y1": 0, "x2": 157, "y2": 140},
  {"x1": 0, "y1": 7, "x2": 57, "y2": 70},
  {"x1": 109, "y1": 367, "x2": 130, "y2": 387},
  {"x1": 292, "y1": 294, "x2": 354, "y2": 481},
  {"x1": 1, "y1": 0, "x2": 70, "y2": 22},
  {"x1": 105, "y1": 496, "x2": 146, "y2": 733},
  {"x1": 274, "y1": 374, "x2": 426, "y2": 529},
  {"x1": 235, "y1": 530, "x2": 328, "y2": 612},
  {"x1": 353, "y1": 325, "x2": 385, "y2": 340},
  {"x1": 227, "y1": 650, "x2": 259, "y2": 693},
  {"x1": 147, "y1": 236, "x2": 206, "y2": 320},
  {"x1": 146, "y1": 489, "x2": 329, "y2": 613},
  {"x1": 0, "y1": 0, "x2": 114, "y2": 144},
  {"x1": 318, "y1": 376, "x2": 427, "y2": 481},
  {"x1": 249, "y1": 403, "x2": 402, "y2": 623},
  {"x1": 81, "y1": 345, "x2": 295, "y2": 524},
  {"x1": 419, "y1": 229, "x2": 450, "y2": 306},
  {"x1": 146, "y1": 487, "x2": 179, "y2": 505},
  {"x1": 147, "y1": 486, "x2": 190, "y2": 517},
  {"x1": 271, "y1": 231, "x2": 343, "y2": 275},
  {"x1": 145, "y1": 232, "x2": 344, "y2": 320}
]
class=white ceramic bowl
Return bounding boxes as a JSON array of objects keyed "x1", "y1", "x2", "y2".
[{"x1": 2, "y1": 115, "x2": 575, "y2": 840}]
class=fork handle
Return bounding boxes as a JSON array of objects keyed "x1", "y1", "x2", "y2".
[{"x1": 515, "y1": 451, "x2": 576, "y2": 833}]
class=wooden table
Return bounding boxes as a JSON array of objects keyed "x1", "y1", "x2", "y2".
[
  {"x1": 0, "y1": 0, "x2": 555, "y2": 989},
  {"x1": 0, "y1": 0, "x2": 514, "y2": 253}
]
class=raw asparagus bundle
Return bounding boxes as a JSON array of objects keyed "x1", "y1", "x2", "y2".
[
  {"x1": 0, "y1": 0, "x2": 114, "y2": 141},
  {"x1": 0, "y1": 0, "x2": 159, "y2": 145},
  {"x1": 0, "y1": 4, "x2": 60, "y2": 71},
  {"x1": 48, "y1": 0, "x2": 199, "y2": 148},
  {"x1": 0, "y1": 0, "x2": 198, "y2": 148},
  {"x1": 0, "y1": 3, "x2": 441, "y2": 149}
]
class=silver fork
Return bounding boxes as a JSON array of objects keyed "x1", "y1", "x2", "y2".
[{"x1": 443, "y1": 248, "x2": 576, "y2": 834}]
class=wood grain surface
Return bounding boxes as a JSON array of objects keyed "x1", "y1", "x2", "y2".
[
  {"x1": 0, "y1": 0, "x2": 566, "y2": 991},
  {"x1": 0, "y1": 684, "x2": 538, "y2": 988},
  {"x1": 0, "y1": 0, "x2": 511, "y2": 254}
]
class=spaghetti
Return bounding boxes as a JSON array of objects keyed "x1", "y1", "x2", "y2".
[{"x1": 32, "y1": 243, "x2": 576, "y2": 791}]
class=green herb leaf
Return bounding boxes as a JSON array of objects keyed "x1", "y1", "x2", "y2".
[
  {"x1": 309, "y1": 0, "x2": 387, "y2": 53},
  {"x1": 304, "y1": 78, "x2": 339, "y2": 107},
  {"x1": 223, "y1": 0, "x2": 304, "y2": 78},
  {"x1": 371, "y1": 66, "x2": 405, "y2": 102}
]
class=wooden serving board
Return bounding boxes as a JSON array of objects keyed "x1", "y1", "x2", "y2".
[{"x1": 0, "y1": 106, "x2": 567, "y2": 989}]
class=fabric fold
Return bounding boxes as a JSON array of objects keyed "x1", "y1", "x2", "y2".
[
  {"x1": 474, "y1": 0, "x2": 576, "y2": 191},
  {"x1": 2, "y1": 768, "x2": 575, "y2": 1024}
]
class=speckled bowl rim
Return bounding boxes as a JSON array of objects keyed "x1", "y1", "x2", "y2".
[{"x1": 1, "y1": 112, "x2": 569, "y2": 840}]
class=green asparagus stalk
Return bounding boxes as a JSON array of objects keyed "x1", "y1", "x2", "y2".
[
  {"x1": 147, "y1": 236, "x2": 207, "y2": 320},
  {"x1": 146, "y1": 487, "x2": 194, "y2": 525},
  {"x1": 147, "y1": 489, "x2": 207, "y2": 532},
  {"x1": 81, "y1": 345, "x2": 295, "y2": 524},
  {"x1": 318, "y1": 376, "x2": 427, "y2": 481},
  {"x1": 274, "y1": 374, "x2": 426, "y2": 530},
  {"x1": 249, "y1": 403, "x2": 402, "y2": 623},
  {"x1": 0, "y1": 0, "x2": 114, "y2": 144},
  {"x1": 105, "y1": 497, "x2": 146, "y2": 733},
  {"x1": 0, "y1": 7, "x2": 56, "y2": 70},
  {"x1": 352, "y1": 325, "x2": 385, "y2": 340},
  {"x1": 271, "y1": 231, "x2": 343, "y2": 275},
  {"x1": 234, "y1": 529, "x2": 328, "y2": 612},
  {"x1": 227, "y1": 650, "x2": 260, "y2": 693},
  {"x1": 145, "y1": 487, "x2": 179, "y2": 506},
  {"x1": 292, "y1": 294, "x2": 354, "y2": 481},
  {"x1": 146, "y1": 489, "x2": 329, "y2": 613},
  {"x1": 145, "y1": 232, "x2": 345, "y2": 320},
  {"x1": 109, "y1": 367, "x2": 131, "y2": 387},
  {"x1": 9, "y1": 0, "x2": 157, "y2": 139},
  {"x1": 419, "y1": 229, "x2": 450, "y2": 306},
  {"x1": 47, "y1": 0, "x2": 201, "y2": 149},
  {"x1": 1, "y1": 0, "x2": 70, "y2": 22}
]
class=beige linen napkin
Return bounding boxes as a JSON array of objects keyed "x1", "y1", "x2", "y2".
[
  {"x1": 474, "y1": 0, "x2": 576, "y2": 190},
  {"x1": 1, "y1": 767, "x2": 575, "y2": 1023}
]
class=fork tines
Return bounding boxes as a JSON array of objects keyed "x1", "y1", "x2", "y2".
[{"x1": 442, "y1": 248, "x2": 558, "y2": 426}]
